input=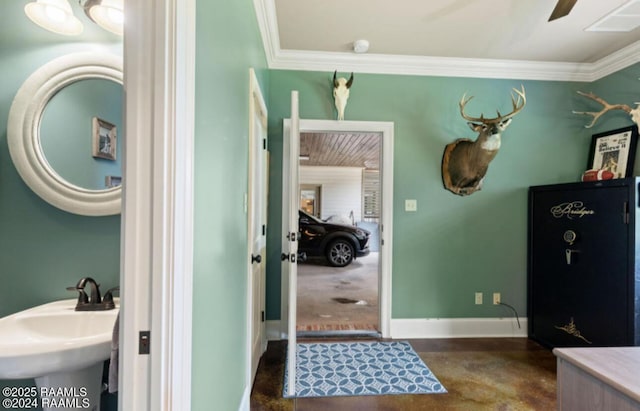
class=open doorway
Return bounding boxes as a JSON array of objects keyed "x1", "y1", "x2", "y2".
[{"x1": 296, "y1": 131, "x2": 382, "y2": 335}]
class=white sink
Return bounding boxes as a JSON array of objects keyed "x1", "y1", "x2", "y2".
[
  {"x1": 0, "y1": 299, "x2": 118, "y2": 411},
  {"x1": 0, "y1": 298, "x2": 119, "y2": 379}
]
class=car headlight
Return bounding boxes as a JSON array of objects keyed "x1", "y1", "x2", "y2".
[{"x1": 354, "y1": 229, "x2": 368, "y2": 240}]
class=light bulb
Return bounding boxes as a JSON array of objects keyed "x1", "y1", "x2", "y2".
[
  {"x1": 106, "y1": 7, "x2": 124, "y2": 25},
  {"x1": 44, "y1": 4, "x2": 66, "y2": 22},
  {"x1": 84, "y1": 0, "x2": 124, "y2": 36},
  {"x1": 24, "y1": 0, "x2": 83, "y2": 36}
]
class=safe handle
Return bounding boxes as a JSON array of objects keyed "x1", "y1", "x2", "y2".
[{"x1": 565, "y1": 249, "x2": 580, "y2": 265}]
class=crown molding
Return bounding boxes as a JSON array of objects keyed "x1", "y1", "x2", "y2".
[
  {"x1": 588, "y1": 40, "x2": 640, "y2": 81},
  {"x1": 269, "y1": 48, "x2": 594, "y2": 82},
  {"x1": 254, "y1": 0, "x2": 640, "y2": 83}
]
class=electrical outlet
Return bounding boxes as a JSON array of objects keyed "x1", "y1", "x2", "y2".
[
  {"x1": 405, "y1": 199, "x2": 417, "y2": 212},
  {"x1": 493, "y1": 292, "x2": 501, "y2": 305},
  {"x1": 475, "y1": 292, "x2": 483, "y2": 305}
]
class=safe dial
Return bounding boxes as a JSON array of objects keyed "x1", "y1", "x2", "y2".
[{"x1": 563, "y1": 230, "x2": 577, "y2": 245}]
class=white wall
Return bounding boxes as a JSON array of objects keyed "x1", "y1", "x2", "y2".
[{"x1": 300, "y1": 166, "x2": 363, "y2": 221}]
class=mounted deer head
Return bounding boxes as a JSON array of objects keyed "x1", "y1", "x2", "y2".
[
  {"x1": 333, "y1": 71, "x2": 354, "y2": 121},
  {"x1": 442, "y1": 86, "x2": 526, "y2": 196},
  {"x1": 573, "y1": 91, "x2": 640, "y2": 128}
]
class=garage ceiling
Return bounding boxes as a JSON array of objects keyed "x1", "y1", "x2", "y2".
[{"x1": 300, "y1": 133, "x2": 381, "y2": 170}]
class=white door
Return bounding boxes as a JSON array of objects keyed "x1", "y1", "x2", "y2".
[
  {"x1": 248, "y1": 69, "x2": 268, "y2": 384},
  {"x1": 281, "y1": 91, "x2": 300, "y2": 396}
]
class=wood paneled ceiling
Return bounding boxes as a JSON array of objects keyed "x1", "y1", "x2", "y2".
[{"x1": 300, "y1": 132, "x2": 381, "y2": 170}]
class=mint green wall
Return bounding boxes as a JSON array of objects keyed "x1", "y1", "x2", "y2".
[
  {"x1": 191, "y1": 0, "x2": 268, "y2": 410},
  {"x1": 265, "y1": 70, "x2": 613, "y2": 320},
  {"x1": 0, "y1": 1, "x2": 122, "y2": 408}
]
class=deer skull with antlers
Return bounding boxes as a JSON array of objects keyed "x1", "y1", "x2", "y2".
[
  {"x1": 333, "y1": 71, "x2": 354, "y2": 121},
  {"x1": 442, "y1": 86, "x2": 526, "y2": 196},
  {"x1": 573, "y1": 91, "x2": 640, "y2": 128}
]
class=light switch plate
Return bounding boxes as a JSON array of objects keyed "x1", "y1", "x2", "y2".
[{"x1": 405, "y1": 199, "x2": 417, "y2": 212}]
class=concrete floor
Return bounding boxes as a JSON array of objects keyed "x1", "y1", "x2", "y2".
[
  {"x1": 250, "y1": 338, "x2": 557, "y2": 410},
  {"x1": 296, "y1": 252, "x2": 379, "y2": 331}
]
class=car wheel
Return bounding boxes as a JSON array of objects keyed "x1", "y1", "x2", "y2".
[{"x1": 326, "y1": 239, "x2": 354, "y2": 267}]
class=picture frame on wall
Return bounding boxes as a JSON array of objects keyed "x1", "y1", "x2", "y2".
[
  {"x1": 587, "y1": 125, "x2": 638, "y2": 178},
  {"x1": 92, "y1": 117, "x2": 117, "y2": 161}
]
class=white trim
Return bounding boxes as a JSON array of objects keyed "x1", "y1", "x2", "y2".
[
  {"x1": 238, "y1": 386, "x2": 251, "y2": 411},
  {"x1": 266, "y1": 320, "x2": 283, "y2": 341},
  {"x1": 121, "y1": 0, "x2": 194, "y2": 410},
  {"x1": 253, "y1": 0, "x2": 640, "y2": 82},
  {"x1": 589, "y1": 40, "x2": 640, "y2": 80},
  {"x1": 252, "y1": 0, "x2": 279, "y2": 66},
  {"x1": 281, "y1": 119, "x2": 394, "y2": 339},
  {"x1": 269, "y1": 49, "x2": 593, "y2": 82},
  {"x1": 390, "y1": 318, "x2": 528, "y2": 339}
]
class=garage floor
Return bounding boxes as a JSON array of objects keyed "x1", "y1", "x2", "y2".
[{"x1": 296, "y1": 252, "x2": 379, "y2": 331}]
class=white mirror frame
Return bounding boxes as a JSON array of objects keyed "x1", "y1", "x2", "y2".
[{"x1": 7, "y1": 52, "x2": 123, "y2": 216}]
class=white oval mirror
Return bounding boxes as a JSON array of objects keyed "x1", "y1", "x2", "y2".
[{"x1": 7, "y1": 52, "x2": 123, "y2": 216}]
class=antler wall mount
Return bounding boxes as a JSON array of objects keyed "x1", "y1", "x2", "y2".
[{"x1": 573, "y1": 91, "x2": 640, "y2": 129}]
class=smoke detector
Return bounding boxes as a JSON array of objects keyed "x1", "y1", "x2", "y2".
[{"x1": 353, "y1": 39, "x2": 370, "y2": 53}]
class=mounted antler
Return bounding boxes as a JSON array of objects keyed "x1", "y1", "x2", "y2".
[
  {"x1": 442, "y1": 86, "x2": 526, "y2": 196},
  {"x1": 574, "y1": 91, "x2": 640, "y2": 128},
  {"x1": 460, "y1": 86, "x2": 526, "y2": 124}
]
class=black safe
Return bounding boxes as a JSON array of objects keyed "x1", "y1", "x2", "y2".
[{"x1": 528, "y1": 178, "x2": 640, "y2": 348}]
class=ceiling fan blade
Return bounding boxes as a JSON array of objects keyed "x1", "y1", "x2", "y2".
[{"x1": 548, "y1": 0, "x2": 578, "y2": 21}]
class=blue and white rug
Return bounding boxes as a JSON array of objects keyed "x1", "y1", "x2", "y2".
[{"x1": 283, "y1": 341, "x2": 447, "y2": 398}]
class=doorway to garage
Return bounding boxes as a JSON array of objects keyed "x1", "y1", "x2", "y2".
[{"x1": 296, "y1": 131, "x2": 382, "y2": 335}]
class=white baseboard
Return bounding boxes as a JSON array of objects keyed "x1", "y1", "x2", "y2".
[
  {"x1": 266, "y1": 320, "x2": 284, "y2": 340},
  {"x1": 267, "y1": 318, "x2": 527, "y2": 340},
  {"x1": 238, "y1": 385, "x2": 250, "y2": 411},
  {"x1": 390, "y1": 318, "x2": 527, "y2": 339}
]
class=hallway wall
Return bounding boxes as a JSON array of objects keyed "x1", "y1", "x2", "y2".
[{"x1": 191, "y1": 0, "x2": 269, "y2": 409}]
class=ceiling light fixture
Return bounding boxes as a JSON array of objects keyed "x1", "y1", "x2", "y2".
[
  {"x1": 81, "y1": 0, "x2": 124, "y2": 36},
  {"x1": 299, "y1": 154, "x2": 310, "y2": 161},
  {"x1": 24, "y1": 0, "x2": 83, "y2": 36}
]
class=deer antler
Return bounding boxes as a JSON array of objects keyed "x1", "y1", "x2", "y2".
[
  {"x1": 460, "y1": 86, "x2": 526, "y2": 124},
  {"x1": 573, "y1": 91, "x2": 634, "y2": 128}
]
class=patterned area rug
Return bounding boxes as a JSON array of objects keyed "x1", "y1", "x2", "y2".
[{"x1": 283, "y1": 341, "x2": 447, "y2": 398}]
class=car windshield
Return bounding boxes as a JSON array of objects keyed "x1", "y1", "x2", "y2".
[{"x1": 299, "y1": 210, "x2": 322, "y2": 223}]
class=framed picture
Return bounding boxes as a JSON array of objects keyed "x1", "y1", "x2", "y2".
[
  {"x1": 105, "y1": 175, "x2": 122, "y2": 188},
  {"x1": 587, "y1": 125, "x2": 638, "y2": 178},
  {"x1": 92, "y1": 117, "x2": 117, "y2": 161}
]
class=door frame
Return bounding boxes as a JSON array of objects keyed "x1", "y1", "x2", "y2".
[
  {"x1": 121, "y1": 0, "x2": 195, "y2": 410},
  {"x1": 281, "y1": 119, "x2": 394, "y2": 338}
]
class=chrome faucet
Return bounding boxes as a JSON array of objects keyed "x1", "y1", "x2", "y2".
[{"x1": 67, "y1": 277, "x2": 118, "y2": 311}]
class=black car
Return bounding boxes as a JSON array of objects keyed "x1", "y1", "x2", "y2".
[{"x1": 298, "y1": 210, "x2": 371, "y2": 267}]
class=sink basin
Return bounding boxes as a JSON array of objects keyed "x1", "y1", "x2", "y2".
[{"x1": 0, "y1": 298, "x2": 119, "y2": 380}]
